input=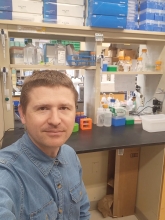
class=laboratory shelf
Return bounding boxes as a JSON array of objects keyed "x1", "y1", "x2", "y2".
[
  {"x1": 101, "y1": 71, "x2": 163, "y2": 75},
  {"x1": 1, "y1": 20, "x2": 165, "y2": 43},
  {"x1": 9, "y1": 64, "x2": 96, "y2": 70}
]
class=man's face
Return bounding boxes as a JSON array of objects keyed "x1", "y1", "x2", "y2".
[{"x1": 19, "y1": 86, "x2": 76, "y2": 157}]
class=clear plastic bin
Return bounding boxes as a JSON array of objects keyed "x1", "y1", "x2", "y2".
[{"x1": 141, "y1": 114, "x2": 165, "y2": 132}]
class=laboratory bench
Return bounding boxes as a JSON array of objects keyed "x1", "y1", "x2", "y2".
[{"x1": 1, "y1": 125, "x2": 165, "y2": 220}]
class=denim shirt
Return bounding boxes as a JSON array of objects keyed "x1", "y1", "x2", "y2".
[{"x1": 0, "y1": 133, "x2": 90, "y2": 220}]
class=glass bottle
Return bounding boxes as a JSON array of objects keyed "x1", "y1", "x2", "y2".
[
  {"x1": 136, "y1": 57, "x2": 143, "y2": 72},
  {"x1": 124, "y1": 56, "x2": 132, "y2": 72},
  {"x1": 54, "y1": 41, "x2": 66, "y2": 65},
  {"x1": 117, "y1": 56, "x2": 124, "y2": 71},
  {"x1": 35, "y1": 42, "x2": 43, "y2": 64},
  {"x1": 140, "y1": 49, "x2": 148, "y2": 71},
  {"x1": 23, "y1": 39, "x2": 35, "y2": 65},
  {"x1": 97, "y1": 107, "x2": 104, "y2": 127}
]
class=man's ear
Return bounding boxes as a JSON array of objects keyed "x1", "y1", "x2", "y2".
[{"x1": 18, "y1": 105, "x2": 26, "y2": 124}]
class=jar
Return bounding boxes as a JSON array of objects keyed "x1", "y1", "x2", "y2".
[
  {"x1": 136, "y1": 57, "x2": 143, "y2": 72},
  {"x1": 155, "y1": 60, "x2": 162, "y2": 71},
  {"x1": 124, "y1": 56, "x2": 132, "y2": 72},
  {"x1": 117, "y1": 56, "x2": 124, "y2": 71}
]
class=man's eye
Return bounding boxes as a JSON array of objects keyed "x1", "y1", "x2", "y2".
[
  {"x1": 39, "y1": 107, "x2": 47, "y2": 111},
  {"x1": 60, "y1": 107, "x2": 69, "y2": 110}
]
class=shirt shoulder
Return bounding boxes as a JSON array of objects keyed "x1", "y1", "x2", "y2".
[{"x1": 0, "y1": 138, "x2": 23, "y2": 165}]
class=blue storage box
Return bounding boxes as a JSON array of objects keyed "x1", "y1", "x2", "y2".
[
  {"x1": 0, "y1": 0, "x2": 12, "y2": 12},
  {"x1": 140, "y1": 0, "x2": 157, "y2": 10},
  {"x1": 87, "y1": 15, "x2": 127, "y2": 28},
  {"x1": 89, "y1": 0, "x2": 128, "y2": 4},
  {"x1": 112, "y1": 117, "x2": 126, "y2": 127},
  {"x1": 126, "y1": 20, "x2": 138, "y2": 30},
  {"x1": 139, "y1": 9, "x2": 154, "y2": 21},
  {"x1": 155, "y1": 13, "x2": 163, "y2": 21},
  {"x1": 139, "y1": 20, "x2": 162, "y2": 32},
  {"x1": 0, "y1": 11, "x2": 12, "y2": 20},
  {"x1": 88, "y1": 1, "x2": 128, "y2": 17}
]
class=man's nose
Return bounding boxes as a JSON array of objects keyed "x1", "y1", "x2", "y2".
[{"x1": 47, "y1": 109, "x2": 61, "y2": 126}]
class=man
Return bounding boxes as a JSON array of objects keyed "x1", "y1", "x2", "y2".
[{"x1": 0, "y1": 70, "x2": 90, "y2": 220}]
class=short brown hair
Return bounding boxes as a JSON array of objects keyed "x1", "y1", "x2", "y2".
[{"x1": 20, "y1": 70, "x2": 78, "y2": 113}]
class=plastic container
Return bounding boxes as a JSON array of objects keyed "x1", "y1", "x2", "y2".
[
  {"x1": 35, "y1": 42, "x2": 43, "y2": 64},
  {"x1": 112, "y1": 117, "x2": 126, "y2": 127},
  {"x1": 54, "y1": 41, "x2": 66, "y2": 65},
  {"x1": 97, "y1": 108, "x2": 105, "y2": 127},
  {"x1": 104, "y1": 109, "x2": 112, "y2": 127},
  {"x1": 23, "y1": 39, "x2": 35, "y2": 65},
  {"x1": 141, "y1": 114, "x2": 165, "y2": 132},
  {"x1": 125, "y1": 116, "x2": 134, "y2": 125},
  {"x1": 72, "y1": 123, "x2": 79, "y2": 132},
  {"x1": 107, "y1": 65, "x2": 118, "y2": 72},
  {"x1": 80, "y1": 118, "x2": 92, "y2": 130}
]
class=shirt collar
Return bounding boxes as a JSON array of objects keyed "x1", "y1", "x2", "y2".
[{"x1": 20, "y1": 133, "x2": 68, "y2": 176}]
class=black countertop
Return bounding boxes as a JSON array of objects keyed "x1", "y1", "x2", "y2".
[{"x1": 2, "y1": 125, "x2": 165, "y2": 154}]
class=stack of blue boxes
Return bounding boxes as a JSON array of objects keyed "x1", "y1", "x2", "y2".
[
  {"x1": 43, "y1": 0, "x2": 85, "y2": 26},
  {"x1": 86, "y1": 0, "x2": 128, "y2": 29},
  {"x1": 139, "y1": 0, "x2": 165, "y2": 32},
  {"x1": 126, "y1": 0, "x2": 139, "y2": 30}
]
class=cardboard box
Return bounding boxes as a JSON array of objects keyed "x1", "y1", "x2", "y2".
[
  {"x1": 89, "y1": 0, "x2": 128, "y2": 4},
  {"x1": 87, "y1": 15, "x2": 126, "y2": 29},
  {"x1": 88, "y1": 1, "x2": 128, "y2": 17},
  {"x1": 9, "y1": 0, "x2": 43, "y2": 14},
  {"x1": 43, "y1": 14, "x2": 84, "y2": 26},
  {"x1": 117, "y1": 49, "x2": 137, "y2": 59},
  {"x1": 0, "y1": 11, "x2": 43, "y2": 22},
  {"x1": 113, "y1": 147, "x2": 140, "y2": 217},
  {"x1": 43, "y1": 2, "x2": 84, "y2": 18},
  {"x1": 43, "y1": 0, "x2": 85, "y2": 6},
  {"x1": 0, "y1": 0, "x2": 12, "y2": 12}
]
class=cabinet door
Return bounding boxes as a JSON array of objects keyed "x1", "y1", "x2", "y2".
[{"x1": 113, "y1": 147, "x2": 140, "y2": 217}]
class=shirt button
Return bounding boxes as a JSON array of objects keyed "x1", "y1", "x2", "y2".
[
  {"x1": 57, "y1": 184, "x2": 62, "y2": 189},
  {"x1": 59, "y1": 209, "x2": 63, "y2": 214}
]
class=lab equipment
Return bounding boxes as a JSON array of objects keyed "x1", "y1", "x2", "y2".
[
  {"x1": 104, "y1": 109, "x2": 112, "y2": 127},
  {"x1": 125, "y1": 116, "x2": 134, "y2": 125},
  {"x1": 136, "y1": 57, "x2": 143, "y2": 71},
  {"x1": 140, "y1": 49, "x2": 148, "y2": 71},
  {"x1": 54, "y1": 41, "x2": 66, "y2": 65},
  {"x1": 43, "y1": 44, "x2": 55, "y2": 63},
  {"x1": 72, "y1": 123, "x2": 79, "y2": 133},
  {"x1": 80, "y1": 118, "x2": 92, "y2": 130},
  {"x1": 141, "y1": 114, "x2": 165, "y2": 132},
  {"x1": 112, "y1": 116, "x2": 126, "y2": 126},
  {"x1": 35, "y1": 42, "x2": 43, "y2": 64},
  {"x1": 155, "y1": 60, "x2": 162, "y2": 71},
  {"x1": 23, "y1": 39, "x2": 35, "y2": 65},
  {"x1": 97, "y1": 107, "x2": 105, "y2": 127},
  {"x1": 117, "y1": 56, "x2": 124, "y2": 71},
  {"x1": 124, "y1": 56, "x2": 132, "y2": 72},
  {"x1": 1, "y1": 29, "x2": 6, "y2": 58}
]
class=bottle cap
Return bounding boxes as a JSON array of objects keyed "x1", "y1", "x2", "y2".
[
  {"x1": 137, "y1": 57, "x2": 142, "y2": 61},
  {"x1": 156, "y1": 60, "x2": 162, "y2": 65},
  {"x1": 125, "y1": 56, "x2": 131, "y2": 61},
  {"x1": 118, "y1": 56, "x2": 124, "y2": 60},
  {"x1": 142, "y1": 49, "x2": 147, "y2": 52}
]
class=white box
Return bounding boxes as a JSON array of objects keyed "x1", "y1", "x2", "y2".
[
  {"x1": 141, "y1": 114, "x2": 165, "y2": 132},
  {"x1": 43, "y1": 15, "x2": 84, "y2": 26},
  {"x1": 12, "y1": 0, "x2": 43, "y2": 14},
  {"x1": 43, "y1": 0, "x2": 84, "y2": 6},
  {"x1": 12, "y1": 12, "x2": 43, "y2": 22},
  {"x1": 44, "y1": 2, "x2": 84, "y2": 18}
]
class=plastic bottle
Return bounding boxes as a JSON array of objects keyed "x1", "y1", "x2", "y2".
[
  {"x1": 117, "y1": 56, "x2": 124, "y2": 71},
  {"x1": 124, "y1": 56, "x2": 132, "y2": 72},
  {"x1": 136, "y1": 57, "x2": 143, "y2": 72},
  {"x1": 140, "y1": 49, "x2": 148, "y2": 71},
  {"x1": 23, "y1": 39, "x2": 35, "y2": 65},
  {"x1": 35, "y1": 42, "x2": 43, "y2": 64},
  {"x1": 97, "y1": 108, "x2": 104, "y2": 127},
  {"x1": 54, "y1": 41, "x2": 66, "y2": 65},
  {"x1": 104, "y1": 109, "x2": 112, "y2": 127}
]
